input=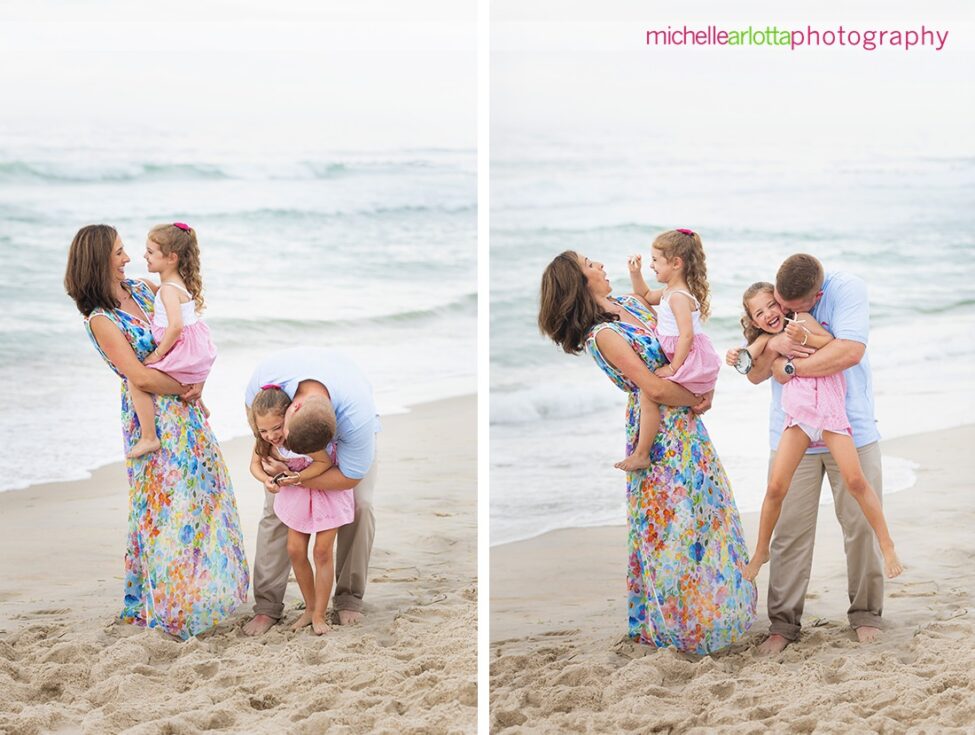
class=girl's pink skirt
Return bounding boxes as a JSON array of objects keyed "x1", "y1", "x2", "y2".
[
  {"x1": 149, "y1": 321, "x2": 217, "y2": 384},
  {"x1": 658, "y1": 332, "x2": 721, "y2": 394},
  {"x1": 782, "y1": 373, "x2": 852, "y2": 438},
  {"x1": 274, "y1": 485, "x2": 355, "y2": 534}
]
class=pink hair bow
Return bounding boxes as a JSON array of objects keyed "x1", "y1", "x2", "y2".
[
  {"x1": 173, "y1": 222, "x2": 191, "y2": 231},
  {"x1": 676, "y1": 228, "x2": 695, "y2": 236},
  {"x1": 260, "y1": 383, "x2": 282, "y2": 391}
]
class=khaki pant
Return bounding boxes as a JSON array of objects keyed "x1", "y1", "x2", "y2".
[
  {"x1": 251, "y1": 444, "x2": 378, "y2": 618},
  {"x1": 767, "y1": 441, "x2": 884, "y2": 640}
]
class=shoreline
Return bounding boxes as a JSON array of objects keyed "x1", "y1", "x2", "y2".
[
  {"x1": 490, "y1": 424, "x2": 975, "y2": 732},
  {"x1": 0, "y1": 390, "x2": 475, "y2": 497},
  {"x1": 0, "y1": 394, "x2": 476, "y2": 734}
]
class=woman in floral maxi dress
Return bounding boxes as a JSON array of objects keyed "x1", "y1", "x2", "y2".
[
  {"x1": 66, "y1": 225, "x2": 249, "y2": 639},
  {"x1": 539, "y1": 251, "x2": 755, "y2": 654}
]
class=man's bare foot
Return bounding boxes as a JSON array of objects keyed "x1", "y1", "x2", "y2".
[
  {"x1": 312, "y1": 614, "x2": 331, "y2": 635},
  {"x1": 742, "y1": 550, "x2": 769, "y2": 582},
  {"x1": 882, "y1": 546, "x2": 904, "y2": 579},
  {"x1": 756, "y1": 634, "x2": 790, "y2": 655},
  {"x1": 856, "y1": 625, "x2": 881, "y2": 643},
  {"x1": 614, "y1": 454, "x2": 652, "y2": 472},
  {"x1": 336, "y1": 609, "x2": 363, "y2": 626},
  {"x1": 242, "y1": 614, "x2": 276, "y2": 636},
  {"x1": 127, "y1": 437, "x2": 161, "y2": 459},
  {"x1": 291, "y1": 611, "x2": 313, "y2": 632}
]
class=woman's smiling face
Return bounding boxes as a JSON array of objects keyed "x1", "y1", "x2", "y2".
[
  {"x1": 110, "y1": 235, "x2": 130, "y2": 282},
  {"x1": 746, "y1": 291, "x2": 785, "y2": 334},
  {"x1": 575, "y1": 253, "x2": 611, "y2": 298}
]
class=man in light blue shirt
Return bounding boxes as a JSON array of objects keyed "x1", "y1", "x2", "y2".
[
  {"x1": 242, "y1": 347, "x2": 380, "y2": 635},
  {"x1": 744, "y1": 254, "x2": 884, "y2": 654}
]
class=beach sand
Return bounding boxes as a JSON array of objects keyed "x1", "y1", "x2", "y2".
[
  {"x1": 491, "y1": 425, "x2": 975, "y2": 733},
  {"x1": 0, "y1": 395, "x2": 476, "y2": 735}
]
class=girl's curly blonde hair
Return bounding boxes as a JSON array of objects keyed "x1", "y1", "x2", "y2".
[
  {"x1": 147, "y1": 223, "x2": 205, "y2": 314},
  {"x1": 652, "y1": 229, "x2": 711, "y2": 320}
]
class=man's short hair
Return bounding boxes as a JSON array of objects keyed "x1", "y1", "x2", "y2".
[
  {"x1": 776, "y1": 254, "x2": 824, "y2": 301},
  {"x1": 285, "y1": 396, "x2": 337, "y2": 455}
]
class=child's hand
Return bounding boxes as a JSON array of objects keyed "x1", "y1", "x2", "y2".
[
  {"x1": 655, "y1": 365, "x2": 675, "y2": 378},
  {"x1": 627, "y1": 254, "x2": 642, "y2": 273},
  {"x1": 263, "y1": 477, "x2": 280, "y2": 494},
  {"x1": 725, "y1": 347, "x2": 741, "y2": 367},
  {"x1": 276, "y1": 472, "x2": 302, "y2": 486},
  {"x1": 784, "y1": 321, "x2": 810, "y2": 344}
]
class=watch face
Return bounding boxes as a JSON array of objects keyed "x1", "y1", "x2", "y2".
[
  {"x1": 734, "y1": 349, "x2": 753, "y2": 374},
  {"x1": 784, "y1": 361, "x2": 795, "y2": 375}
]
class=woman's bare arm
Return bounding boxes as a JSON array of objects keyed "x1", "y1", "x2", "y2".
[
  {"x1": 89, "y1": 315, "x2": 188, "y2": 395},
  {"x1": 595, "y1": 329, "x2": 699, "y2": 406}
]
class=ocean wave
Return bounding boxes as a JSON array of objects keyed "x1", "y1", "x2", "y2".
[
  {"x1": 490, "y1": 381, "x2": 622, "y2": 425},
  {"x1": 210, "y1": 293, "x2": 476, "y2": 340},
  {"x1": 0, "y1": 157, "x2": 473, "y2": 185},
  {"x1": 197, "y1": 203, "x2": 476, "y2": 223}
]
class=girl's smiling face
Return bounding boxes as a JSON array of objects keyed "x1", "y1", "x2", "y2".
[
  {"x1": 746, "y1": 291, "x2": 786, "y2": 334},
  {"x1": 144, "y1": 238, "x2": 176, "y2": 274},
  {"x1": 254, "y1": 411, "x2": 286, "y2": 446},
  {"x1": 650, "y1": 247, "x2": 677, "y2": 284}
]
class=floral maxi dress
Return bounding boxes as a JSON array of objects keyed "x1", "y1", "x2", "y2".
[
  {"x1": 587, "y1": 295, "x2": 756, "y2": 654},
  {"x1": 85, "y1": 280, "x2": 249, "y2": 639}
]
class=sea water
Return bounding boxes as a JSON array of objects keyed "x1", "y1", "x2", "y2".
[
  {"x1": 490, "y1": 135, "x2": 975, "y2": 545},
  {"x1": 0, "y1": 126, "x2": 475, "y2": 492}
]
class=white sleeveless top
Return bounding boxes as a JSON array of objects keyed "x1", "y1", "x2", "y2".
[
  {"x1": 152, "y1": 282, "x2": 200, "y2": 328},
  {"x1": 655, "y1": 289, "x2": 704, "y2": 337}
]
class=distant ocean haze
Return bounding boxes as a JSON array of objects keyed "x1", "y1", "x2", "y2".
[
  {"x1": 490, "y1": 139, "x2": 975, "y2": 545},
  {"x1": 0, "y1": 134, "x2": 476, "y2": 492}
]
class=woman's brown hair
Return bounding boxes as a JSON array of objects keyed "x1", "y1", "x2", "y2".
[
  {"x1": 64, "y1": 224, "x2": 121, "y2": 317},
  {"x1": 248, "y1": 387, "x2": 292, "y2": 459},
  {"x1": 147, "y1": 223, "x2": 206, "y2": 314},
  {"x1": 652, "y1": 229, "x2": 711, "y2": 320},
  {"x1": 538, "y1": 250, "x2": 617, "y2": 355},
  {"x1": 740, "y1": 281, "x2": 775, "y2": 344}
]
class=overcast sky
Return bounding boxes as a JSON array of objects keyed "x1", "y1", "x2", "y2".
[{"x1": 0, "y1": 1, "x2": 476, "y2": 151}]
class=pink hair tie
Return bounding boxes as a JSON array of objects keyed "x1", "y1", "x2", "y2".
[
  {"x1": 173, "y1": 222, "x2": 191, "y2": 231},
  {"x1": 676, "y1": 228, "x2": 695, "y2": 236},
  {"x1": 260, "y1": 383, "x2": 282, "y2": 391}
]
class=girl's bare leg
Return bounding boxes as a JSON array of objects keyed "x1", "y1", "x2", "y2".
[
  {"x1": 615, "y1": 394, "x2": 660, "y2": 471},
  {"x1": 127, "y1": 385, "x2": 161, "y2": 458},
  {"x1": 311, "y1": 528, "x2": 339, "y2": 635},
  {"x1": 822, "y1": 431, "x2": 903, "y2": 579},
  {"x1": 744, "y1": 426, "x2": 811, "y2": 582},
  {"x1": 286, "y1": 529, "x2": 315, "y2": 630}
]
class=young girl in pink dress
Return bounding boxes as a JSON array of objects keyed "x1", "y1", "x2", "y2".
[
  {"x1": 619, "y1": 228, "x2": 722, "y2": 471},
  {"x1": 127, "y1": 223, "x2": 218, "y2": 458},
  {"x1": 729, "y1": 281, "x2": 903, "y2": 582},
  {"x1": 248, "y1": 386, "x2": 355, "y2": 635}
]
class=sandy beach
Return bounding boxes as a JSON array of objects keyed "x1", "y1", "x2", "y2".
[
  {"x1": 0, "y1": 395, "x2": 476, "y2": 735},
  {"x1": 491, "y1": 425, "x2": 975, "y2": 733}
]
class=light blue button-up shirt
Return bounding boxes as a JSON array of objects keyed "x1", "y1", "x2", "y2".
[
  {"x1": 245, "y1": 347, "x2": 381, "y2": 478},
  {"x1": 769, "y1": 272, "x2": 880, "y2": 453}
]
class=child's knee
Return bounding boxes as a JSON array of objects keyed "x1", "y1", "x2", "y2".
[
  {"x1": 312, "y1": 542, "x2": 333, "y2": 566},
  {"x1": 844, "y1": 473, "x2": 869, "y2": 496},
  {"x1": 286, "y1": 538, "x2": 307, "y2": 560},
  {"x1": 766, "y1": 478, "x2": 789, "y2": 502}
]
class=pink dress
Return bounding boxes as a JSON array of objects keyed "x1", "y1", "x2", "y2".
[
  {"x1": 655, "y1": 290, "x2": 721, "y2": 394},
  {"x1": 148, "y1": 282, "x2": 217, "y2": 384},
  {"x1": 273, "y1": 447, "x2": 355, "y2": 534},
  {"x1": 782, "y1": 373, "x2": 852, "y2": 443}
]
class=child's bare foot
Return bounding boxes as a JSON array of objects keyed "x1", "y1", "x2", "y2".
[
  {"x1": 882, "y1": 546, "x2": 903, "y2": 579},
  {"x1": 127, "y1": 436, "x2": 161, "y2": 459},
  {"x1": 614, "y1": 454, "x2": 652, "y2": 472},
  {"x1": 312, "y1": 614, "x2": 331, "y2": 635},
  {"x1": 743, "y1": 550, "x2": 769, "y2": 582},
  {"x1": 290, "y1": 611, "x2": 313, "y2": 631}
]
